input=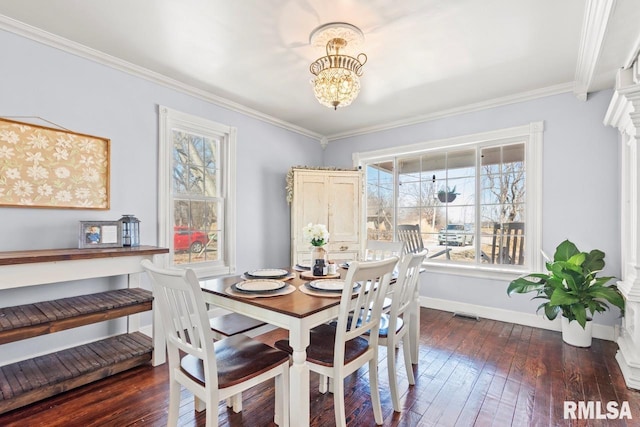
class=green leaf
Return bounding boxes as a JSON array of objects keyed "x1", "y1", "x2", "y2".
[
  {"x1": 583, "y1": 249, "x2": 605, "y2": 273},
  {"x1": 554, "y1": 240, "x2": 579, "y2": 262},
  {"x1": 507, "y1": 275, "x2": 546, "y2": 295},
  {"x1": 542, "y1": 303, "x2": 560, "y2": 320},
  {"x1": 571, "y1": 304, "x2": 588, "y2": 328},
  {"x1": 566, "y1": 252, "x2": 586, "y2": 268},
  {"x1": 549, "y1": 288, "x2": 580, "y2": 306},
  {"x1": 588, "y1": 287, "x2": 625, "y2": 310}
]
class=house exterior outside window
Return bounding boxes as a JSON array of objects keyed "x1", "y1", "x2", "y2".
[
  {"x1": 355, "y1": 122, "x2": 543, "y2": 279},
  {"x1": 158, "y1": 106, "x2": 236, "y2": 276}
]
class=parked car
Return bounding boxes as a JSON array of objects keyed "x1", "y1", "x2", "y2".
[
  {"x1": 174, "y1": 226, "x2": 208, "y2": 253},
  {"x1": 438, "y1": 224, "x2": 474, "y2": 246}
]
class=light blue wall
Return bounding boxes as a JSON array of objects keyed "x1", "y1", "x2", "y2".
[
  {"x1": 324, "y1": 90, "x2": 622, "y2": 327},
  {"x1": 0, "y1": 29, "x2": 321, "y2": 259},
  {"x1": 0, "y1": 29, "x2": 321, "y2": 362},
  {"x1": 0, "y1": 26, "x2": 623, "y2": 364}
]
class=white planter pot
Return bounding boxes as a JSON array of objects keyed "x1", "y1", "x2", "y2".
[{"x1": 561, "y1": 317, "x2": 592, "y2": 347}]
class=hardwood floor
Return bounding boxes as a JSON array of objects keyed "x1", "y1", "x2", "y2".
[{"x1": 1, "y1": 307, "x2": 639, "y2": 426}]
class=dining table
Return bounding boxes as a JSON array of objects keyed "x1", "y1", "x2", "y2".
[{"x1": 198, "y1": 265, "x2": 421, "y2": 427}]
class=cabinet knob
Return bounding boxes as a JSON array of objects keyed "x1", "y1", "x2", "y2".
[{"x1": 340, "y1": 245, "x2": 348, "y2": 251}]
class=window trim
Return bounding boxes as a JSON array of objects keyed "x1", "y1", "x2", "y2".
[
  {"x1": 158, "y1": 105, "x2": 236, "y2": 277},
  {"x1": 353, "y1": 121, "x2": 543, "y2": 280}
]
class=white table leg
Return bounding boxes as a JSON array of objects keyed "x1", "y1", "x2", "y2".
[{"x1": 288, "y1": 323, "x2": 310, "y2": 427}]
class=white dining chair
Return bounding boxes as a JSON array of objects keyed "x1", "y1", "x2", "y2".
[
  {"x1": 141, "y1": 260, "x2": 290, "y2": 427},
  {"x1": 274, "y1": 257, "x2": 398, "y2": 427},
  {"x1": 208, "y1": 312, "x2": 268, "y2": 412},
  {"x1": 376, "y1": 250, "x2": 427, "y2": 412},
  {"x1": 365, "y1": 240, "x2": 405, "y2": 260},
  {"x1": 396, "y1": 224, "x2": 425, "y2": 254}
]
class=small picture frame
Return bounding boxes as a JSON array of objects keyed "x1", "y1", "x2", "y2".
[{"x1": 79, "y1": 221, "x2": 122, "y2": 248}]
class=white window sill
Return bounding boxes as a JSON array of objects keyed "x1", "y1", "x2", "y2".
[{"x1": 422, "y1": 261, "x2": 528, "y2": 281}]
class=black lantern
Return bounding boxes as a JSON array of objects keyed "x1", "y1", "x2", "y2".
[{"x1": 119, "y1": 214, "x2": 140, "y2": 247}]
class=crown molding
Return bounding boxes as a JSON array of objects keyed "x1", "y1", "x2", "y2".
[
  {"x1": 573, "y1": 0, "x2": 616, "y2": 101},
  {"x1": 0, "y1": 15, "x2": 323, "y2": 142},
  {"x1": 0, "y1": 14, "x2": 598, "y2": 147},
  {"x1": 327, "y1": 82, "x2": 573, "y2": 142}
]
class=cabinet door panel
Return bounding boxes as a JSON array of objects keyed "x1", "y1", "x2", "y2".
[
  {"x1": 293, "y1": 174, "x2": 328, "y2": 253},
  {"x1": 328, "y1": 175, "x2": 360, "y2": 243}
]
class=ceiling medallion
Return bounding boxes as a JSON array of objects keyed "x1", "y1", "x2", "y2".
[{"x1": 309, "y1": 22, "x2": 367, "y2": 110}]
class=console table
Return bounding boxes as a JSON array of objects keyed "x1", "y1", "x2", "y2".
[{"x1": 0, "y1": 245, "x2": 168, "y2": 414}]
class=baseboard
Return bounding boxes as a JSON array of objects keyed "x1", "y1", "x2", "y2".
[
  {"x1": 141, "y1": 300, "x2": 616, "y2": 342},
  {"x1": 420, "y1": 296, "x2": 616, "y2": 341}
]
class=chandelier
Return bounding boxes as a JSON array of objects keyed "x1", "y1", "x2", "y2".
[{"x1": 309, "y1": 22, "x2": 367, "y2": 110}]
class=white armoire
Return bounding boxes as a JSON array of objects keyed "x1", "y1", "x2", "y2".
[
  {"x1": 604, "y1": 53, "x2": 640, "y2": 389},
  {"x1": 288, "y1": 167, "x2": 364, "y2": 267}
]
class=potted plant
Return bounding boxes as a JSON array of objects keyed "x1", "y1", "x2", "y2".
[
  {"x1": 507, "y1": 239, "x2": 624, "y2": 347},
  {"x1": 437, "y1": 186, "x2": 458, "y2": 203}
]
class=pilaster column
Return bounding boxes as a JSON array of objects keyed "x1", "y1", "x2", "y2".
[{"x1": 604, "y1": 57, "x2": 640, "y2": 389}]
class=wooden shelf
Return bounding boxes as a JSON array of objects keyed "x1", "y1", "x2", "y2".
[
  {"x1": 0, "y1": 288, "x2": 153, "y2": 345},
  {"x1": 0, "y1": 332, "x2": 152, "y2": 414},
  {"x1": 0, "y1": 245, "x2": 166, "y2": 415},
  {"x1": 0, "y1": 245, "x2": 168, "y2": 266}
]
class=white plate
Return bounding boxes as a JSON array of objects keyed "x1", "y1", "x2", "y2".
[
  {"x1": 234, "y1": 279, "x2": 286, "y2": 293},
  {"x1": 246, "y1": 268, "x2": 289, "y2": 278},
  {"x1": 308, "y1": 279, "x2": 347, "y2": 292}
]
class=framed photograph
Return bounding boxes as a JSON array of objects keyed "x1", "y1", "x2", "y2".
[
  {"x1": 0, "y1": 117, "x2": 110, "y2": 209},
  {"x1": 79, "y1": 221, "x2": 122, "y2": 248}
]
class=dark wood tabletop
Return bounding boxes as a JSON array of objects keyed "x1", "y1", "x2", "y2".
[{"x1": 200, "y1": 267, "x2": 348, "y2": 319}]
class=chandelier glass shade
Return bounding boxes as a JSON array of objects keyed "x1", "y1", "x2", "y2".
[{"x1": 309, "y1": 24, "x2": 367, "y2": 110}]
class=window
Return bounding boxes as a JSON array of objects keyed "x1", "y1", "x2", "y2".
[
  {"x1": 158, "y1": 106, "x2": 236, "y2": 276},
  {"x1": 356, "y1": 122, "x2": 542, "y2": 277}
]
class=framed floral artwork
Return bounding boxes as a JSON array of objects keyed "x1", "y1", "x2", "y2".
[{"x1": 0, "y1": 117, "x2": 110, "y2": 209}]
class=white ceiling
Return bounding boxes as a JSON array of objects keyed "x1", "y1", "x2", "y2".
[{"x1": 0, "y1": 0, "x2": 639, "y2": 141}]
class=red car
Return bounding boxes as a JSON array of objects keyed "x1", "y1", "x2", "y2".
[{"x1": 173, "y1": 226, "x2": 208, "y2": 253}]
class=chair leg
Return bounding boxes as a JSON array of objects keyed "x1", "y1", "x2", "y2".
[
  {"x1": 403, "y1": 338, "x2": 415, "y2": 385},
  {"x1": 195, "y1": 396, "x2": 206, "y2": 412},
  {"x1": 275, "y1": 364, "x2": 290, "y2": 426},
  {"x1": 368, "y1": 357, "x2": 383, "y2": 425},
  {"x1": 205, "y1": 393, "x2": 218, "y2": 427},
  {"x1": 231, "y1": 392, "x2": 242, "y2": 413},
  {"x1": 319, "y1": 374, "x2": 329, "y2": 393},
  {"x1": 167, "y1": 379, "x2": 181, "y2": 426},
  {"x1": 332, "y1": 377, "x2": 347, "y2": 427},
  {"x1": 387, "y1": 340, "x2": 401, "y2": 413}
]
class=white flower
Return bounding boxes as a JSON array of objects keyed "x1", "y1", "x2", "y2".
[
  {"x1": 55, "y1": 190, "x2": 72, "y2": 202},
  {"x1": 5, "y1": 168, "x2": 20, "y2": 179},
  {"x1": 75, "y1": 187, "x2": 90, "y2": 199},
  {"x1": 0, "y1": 145, "x2": 15, "y2": 159},
  {"x1": 79, "y1": 155, "x2": 94, "y2": 166},
  {"x1": 13, "y1": 180, "x2": 33, "y2": 197},
  {"x1": 0, "y1": 130, "x2": 19, "y2": 144},
  {"x1": 27, "y1": 133, "x2": 49, "y2": 149},
  {"x1": 26, "y1": 152, "x2": 44, "y2": 164},
  {"x1": 82, "y1": 167, "x2": 99, "y2": 182},
  {"x1": 78, "y1": 138, "x2": 96, "y2": 152},
  {"x1": 55, "y1": 167, "x2": 70, "y2": 179},
  {"x1": 27, "y1": 165, "x2": 49, "y2": 180},
  {"x1": 302, "y1": 223, "x2": 330, "y2": 246},
  {"x1": 55, "y1": 136, "x2": 72, "y2": 149},
  {"x1": 37, "y1": 184, "x2": 53, "y2": 196},
  {"x1": 53, "y1": 147, "x2": 69, "y2": 160}
]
